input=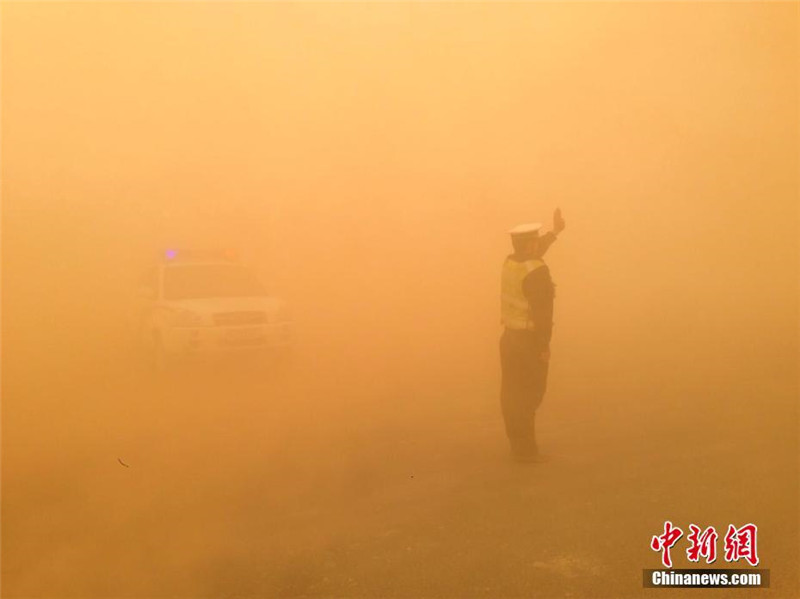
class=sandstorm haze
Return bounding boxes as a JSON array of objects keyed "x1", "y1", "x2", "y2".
[{"x1": 2, "y1": 3, "x2": 797, "y2": 598}]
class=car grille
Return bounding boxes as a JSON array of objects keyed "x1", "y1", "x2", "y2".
[
  {"x1": 213, "y1": 311, "x2": 267, "y2": 326},
  {"x1": 221, "y1": 336, "x2": 266, "y2": 347}
]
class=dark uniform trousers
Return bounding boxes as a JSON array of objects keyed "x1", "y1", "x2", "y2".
[{"x1": 499, "y1": 328, "x2": 549, "y2": 455}]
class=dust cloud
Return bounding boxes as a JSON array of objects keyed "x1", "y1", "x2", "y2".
[{"x1": 2, "y1": 3, "x2": 797, "y2": 598}]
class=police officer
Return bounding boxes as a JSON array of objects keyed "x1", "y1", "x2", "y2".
[{"x1": 499, "y1": 209, "x2": 564, "y2": 462}]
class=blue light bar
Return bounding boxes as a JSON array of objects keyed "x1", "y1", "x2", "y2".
[{"x1": 162, "y1": 249, "x2": 239, "y2": 263}]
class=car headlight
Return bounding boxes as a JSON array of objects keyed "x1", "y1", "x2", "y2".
[{"x1": 172, "y1": 309, "x2": 204, "y2": 327}]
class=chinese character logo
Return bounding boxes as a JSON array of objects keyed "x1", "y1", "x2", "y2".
[
  {"x1": 686, "y1": 524, "x2": 718, "y2": 564},
  {"x1": 650, "y1": 521, "x2": 683, "y2": 568},
  {"x1": 651, "y1": 522, "x2": 759, "y2": 568},
  {"x1": 724, "y1": 523, "x2": 759, "y2": 566}
]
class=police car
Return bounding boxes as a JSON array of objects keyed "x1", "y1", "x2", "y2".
[{"x1": 135, "y1": 249, "x2": 292, "y2": 371}]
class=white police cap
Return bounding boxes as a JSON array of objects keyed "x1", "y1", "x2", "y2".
[{"x1": 508, "y1": 223, "x2": 543, "y2": 237}]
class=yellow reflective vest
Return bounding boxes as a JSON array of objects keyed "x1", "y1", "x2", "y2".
[{"x1": 501, "y1": 257, "x2": 545, "y2": 330}]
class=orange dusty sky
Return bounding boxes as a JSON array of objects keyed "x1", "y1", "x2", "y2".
[{"x1": 1, "y1": 3, "x2": 797, "y2": 598}]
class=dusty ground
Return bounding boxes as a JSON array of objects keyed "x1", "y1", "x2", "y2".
[{"x1": 2, "y1": 323, "x2": 797, "y2": 598}]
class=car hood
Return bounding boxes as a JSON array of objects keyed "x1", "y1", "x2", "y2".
[{"x1": 163, "y1": 296, "x2": 285, "y2": 315}]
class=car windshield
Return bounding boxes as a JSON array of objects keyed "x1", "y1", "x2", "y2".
[{"x1": 163, "y1": 264, "x2": 267, "y2": 300}]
